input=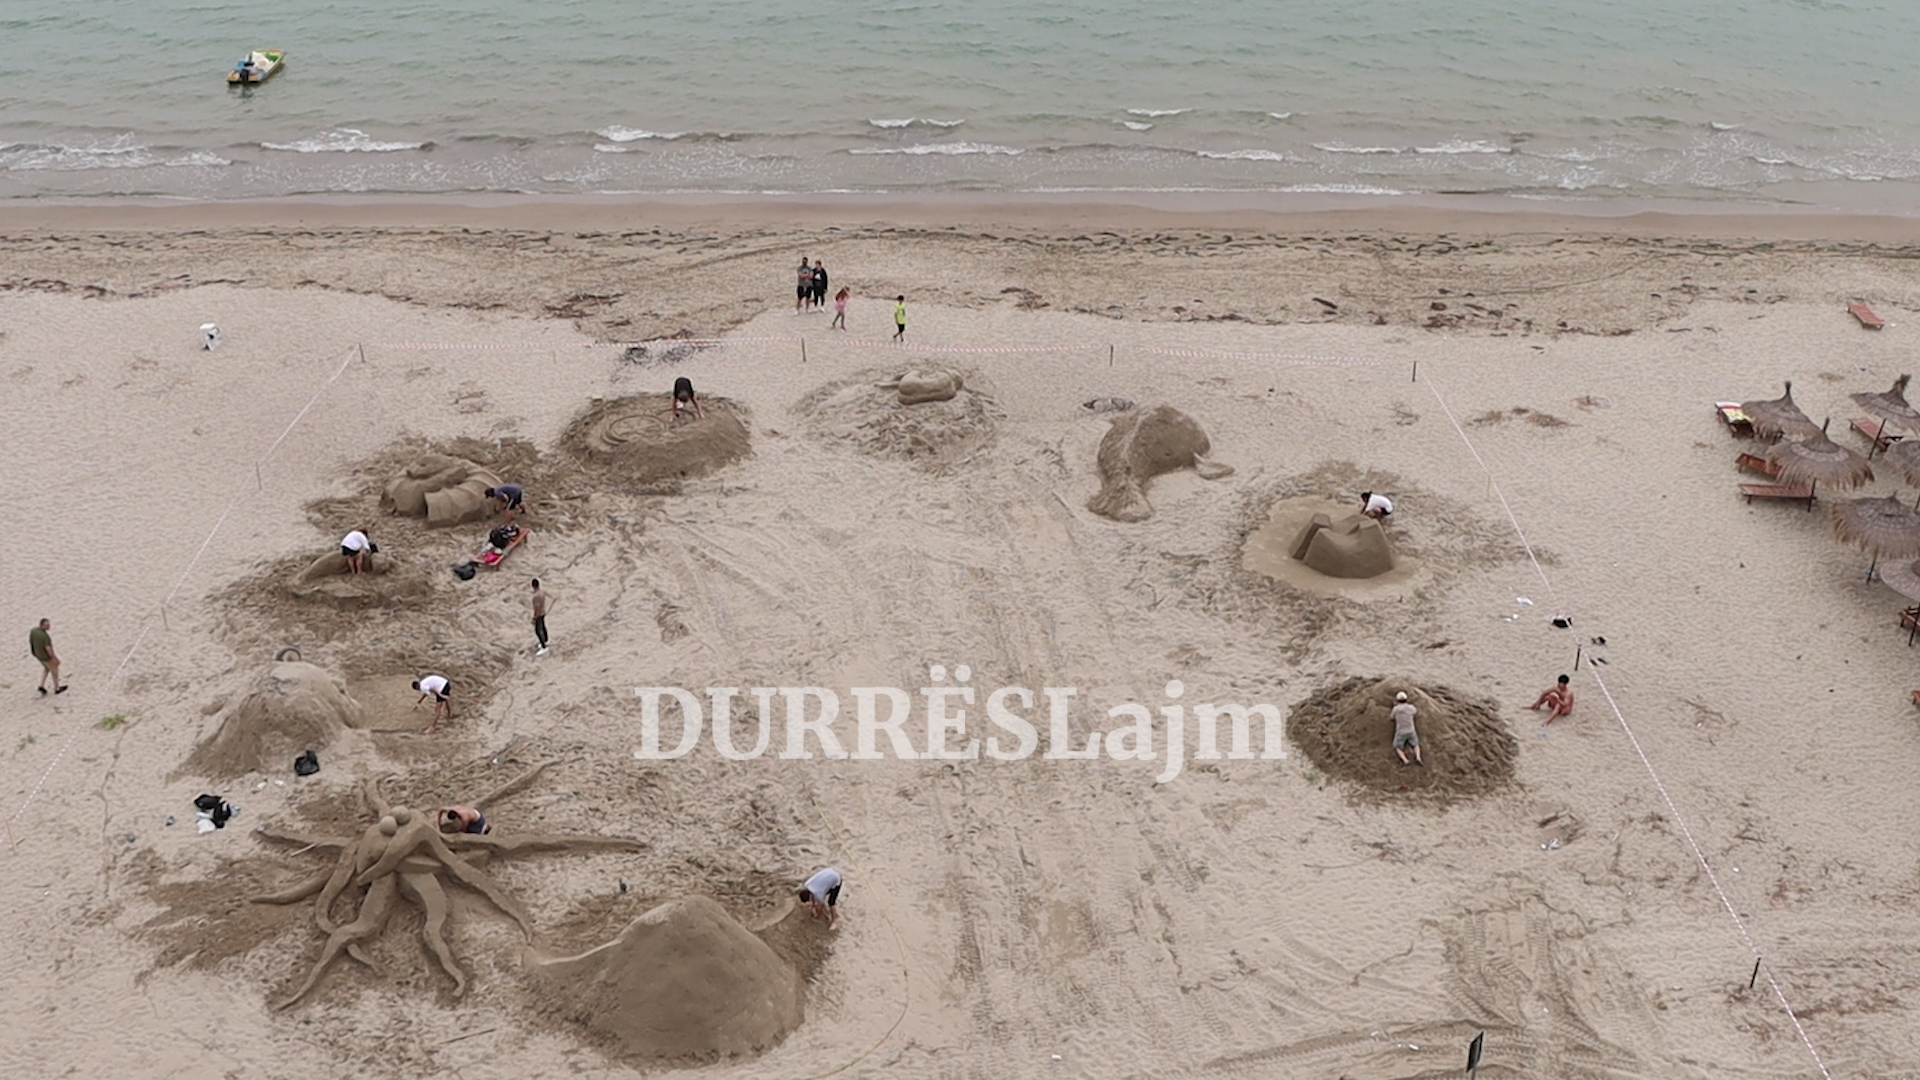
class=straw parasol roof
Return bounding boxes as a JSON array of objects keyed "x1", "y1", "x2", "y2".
[
  {"x1": 1831, "y1": 495, "x2": 1920, "y2": 561},
  {"x1": 1741, "y1": 381, "x2": 1821, "y2": 441},
  {"x1": 1850, "y1": 374, "x2": 1920, "y2": 434},
  {"x1": 1878, "y1": 440, "x2": 1920, "y2": 488},
  {"x1": 1765, "y1": 427, "x2": 1873, "y2": 488},
  {"x1": 1877, "y1": 558, "x2": 1920, "y2": 604}
]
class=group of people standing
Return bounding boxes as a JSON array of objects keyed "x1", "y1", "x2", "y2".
[{"x1": 795, "y1": 257, "x2": 907, "y2": 340}]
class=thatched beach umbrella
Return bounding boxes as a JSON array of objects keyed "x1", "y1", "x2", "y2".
[
  {"x1": 1765, "y1": 422, "x2": 1873, "y2": 492},
  {"x1": 1878, "y1": 439, "x2": 1920, "y2": 488},
  {"x1": 1875, "y1": 557, "x2": 1920, "y2": 645},
  {"x1": 1850, "y1": 374, "x2": 1920, "y2": 456},
  {"x1": 1831, "y1": 494, "x2": 1920, "y2": 581},
  {"x1": 1741, "y1": 381, "x2": 1821, "y2": 441}
]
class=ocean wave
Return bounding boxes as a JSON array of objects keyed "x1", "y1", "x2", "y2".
[
  {"x1": 848, "y1": 142, "x2": 1022, "y2": 156},
  {"x1": 1267, "y1": 112, "x2": 1294, "y2": 120},
  {"x1": 867, "y1": 117, "x2": 965, "y2": 129},
  {"x1": 1279, "y1": 183, "x2": 1408, "y2": 195},
  {"x1": 1313, "y1": 143, "x2": 1402, "y2": 155},
  {"x1": 1196, "y1": 149, "x2": 1294, "y2": 162},
  {"x1": 1709, "y1": 122, "x2": 1739, "y2": 132},
  {"x1": 166, "y1": 151, "x2": 231, "y2": 168},
  {"x1": 1127, "y1": 108, "x2": 1189, "y2": 117},
  {"x1": 598, "y1": 126, "x2": 687, "y2": 142},
  {"x1": 1414, "y1": 139, "x2": 1509, "y2": 155},
  {"x1": 261, "y1": 129, "x2": 430, "y2": 153},
  {"x1": 1121, "y1": 121, "x2": 1153, "y2": 131},
  {"x1": 0, "y1": 134, "x2": 222, "y2": 172}
]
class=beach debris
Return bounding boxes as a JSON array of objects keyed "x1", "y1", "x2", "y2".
[
  {"x1": 1081, "y1": 396, "x2": 1136, "y2": 413},
  {"x1": 1516, "y1": 597, "x2": 1533, "y2": 606},
  {"x1": 1313, "y1": 297, "x2": 1339, "y2": 311},
  {"x1": 1849, "y1": 301, "x2": 1885, "y2": 330},
  {"x1": 293, "y1": 750, "x2": 320, "y2": 777},
  {"x1": 200, "y1": 323, "x2": 221, "y2": 350}
]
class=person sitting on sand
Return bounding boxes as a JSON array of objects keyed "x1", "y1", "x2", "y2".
[
  {"x1": 439, "y1": 805, "x2": 490, "y2": 835},
  {"x1": 484, "y1": 483, "x2": 524, "y2": 519},
  {"x1": 1530, "y1": 674, "x2": 1575, "y2": 722},
  {"x1": 412, "y1": 674, "x2": 453, "y2": 732},
  {"x1": 665, "y1": 376, "x2": 703, "y2": 421},
  {"x1": 1360, "y1": 491, "x2": 1393, "y2": 520},
  {"x1": 798, "y1": 866, "x2": 843, "y2": 929},
  {"x1": 340, "y1": 528, "x2": 374, "y2": 575},
  {"x1": 1390, "y1": 691, "x2": 1423, "y2": 767}
]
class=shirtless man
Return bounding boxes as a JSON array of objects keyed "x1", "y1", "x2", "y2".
[
  {"x1": 798, "y1": 866, "x2": 843, "y2": 929},
  {"x1": 439, "y1": 805, "x2": 490, "y2": 835},
  {"x1": 1530, "y1": 674, "x2": 1575, "y2": 723}
]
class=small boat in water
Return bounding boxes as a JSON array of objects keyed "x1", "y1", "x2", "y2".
[{"x1": 227, "y1": 50, "x2": 285, "y2": 85}]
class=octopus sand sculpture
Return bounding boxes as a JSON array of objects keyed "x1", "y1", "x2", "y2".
[
  {"x1": 381, "y1": 453, "x2": 503, "y2": 527},
  {"x1": 1087, "y1": 404, "x2": 1234, "y2": 522},
  {"x1": 252, "y1": 763, "x2": 645, "y2": 1008}
]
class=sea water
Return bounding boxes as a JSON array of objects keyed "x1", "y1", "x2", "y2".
[{"x1": 2, "y1": 0, "x2": 1916, "y2": 210}]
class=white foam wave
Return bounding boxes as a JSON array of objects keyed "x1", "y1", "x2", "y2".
[
  {"x1": 166, "y1": 151, "x2": 231, "y2": 168},
  {"x1": 1127, "y1": 108, "x2": 1189, "y2": 117},
  {"x1": 1414, "y1": 139, "x2": 1509, "y2": 155},
  {"x1": 848, "y1": 142, "x2": 1022, "y2": 156},
  {"x1": 1314, "y1": 143, "x2": 1402, "y2": 155},
  {"x1": 1279, "y1": 183, "x2": 1408, "y2": 195},
  {"x1": 0, "y1": 134, "x2": 221, "y2": 172},
  {"x1": 261, "y1": 129, "x2": 427, "y2": 153},
  {"x1": 867, "y1": 117, "x2": 965, "y2": 129},
  {"x1": 597, "y1": 126, "x2": 687, "y2": 142},
  {"x1": 1122, "y1": 121, "x2": 1153, "y2": 132},
  {"x1": 1709, "y1": 122, "x2": 1739, "y2": 131},
  {"x1": 1267, "y1": 111, "x2": 1294, "y2": 120},
  {"x1": 1197, "y1": 149, "x2": 1293, "y2": 162}
]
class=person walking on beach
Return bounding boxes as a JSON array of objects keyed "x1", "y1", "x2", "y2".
[
  {"x1": 798, "y1": 866, "x2": 843, "y2": 929},
  {"x1": 340, "y1": 528, "x2": 375, "y2": 575},
  {"x1": 29, "y1": 618, "x2": 66, "y2": 696},
  {"x1": 893, "y1": 295, "x2": 907, "y2": 342},
  {"x1": 831, "y1": 286, "x2": 850, "y2": 330},
  {"x1": 1360, "y1": 491, "x2": 1393, "y2": 521},
  {"x1": 796, "y1": 258, "x2": 813, "y2": 313},
  {"x1": 1390, "y1": 691, "x2": 1423, "y2": 767},
  {"x1": 1530, "y1": 674, "x2": 1574, "y2": 722},
  {"x1": 530, "y1": 578, "x2": 551, "y2": 656},
  {"x1": 412, "y1": 674, "x2": 453, "y2": 732},
  {"x1": 811, "y1": 262, "x2": 829, "y2": 309}
]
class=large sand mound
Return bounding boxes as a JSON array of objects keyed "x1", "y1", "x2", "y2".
[
  {"x1": 179, "y1": 660, "x2": 370, "y2": 779},
  {"x1": 380, "y1": 453, "x2": 504, "y2": 527},
  {"x1": 529, "y1": 895, "x2": 805, "y2": 1061},
  {"x1": 288, "y1": 551, "x2": 433, "y2": 610},
  {"x1": 561, "y1": 393, "x2": 751, "y2": 486},
  {"x1": 1088, "y1": 404, "x2": 1234, "y2": 522},
  {"x1": 1286, "y1": 676, "x2": 1516, "y2": 801},
  {"x1": 795, "y1": 367, "x2": 1000, "y2": 470}
]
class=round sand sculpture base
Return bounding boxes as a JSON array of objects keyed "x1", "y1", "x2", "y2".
[
  {"x1": 1243, "y1": 496, "x2": 1426, "y2": 601},
  {"x1": 181, "y1": 660, "x2": 369, "y2": 779},
  {"x1": 561, "y1": 393, "x2": 751, "y2": 485},
  {"x1": 796, "y1": 368, "x2": 1000, "y2": 469},
  {"x1": 1286, "y1": 676, "x2": 1516, "y2": 801},
  {"x1": 529, "y1": 896, "x2": 804, "y2": 1061}
]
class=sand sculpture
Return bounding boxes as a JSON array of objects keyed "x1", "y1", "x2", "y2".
[
  {"x1": 1288, "y1": 512, "x2": 1396, "y2": 578},
  {"x1": 1286, "y1": 677, "x2": 1516, "y2": 800},
  {"x1": 381, "y1": 453, "x2": 504, "y2": 526},
  {"x1": 529, "y1": 896, "x2": 806, "y2": 1061},
  {"x1": 1087, "y1": 404, "x2": 1235, "y2": 522},
  {"x1": 181, "y1": 660, "x2": 369, "y2": 778},
  {"x1": 253, "y1": 765, "x2": 645, "y2": 1008},
  {"x1": 882, "y1": 369, "x2": 963, "y2": 405},
  {"x1": 562, "y1": 393, "x2": 751, "y2": 485}
]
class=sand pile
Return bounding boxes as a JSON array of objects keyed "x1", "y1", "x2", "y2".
[
  {"x1": 180, "y1": 660, "x2": 370, "y2": 779},
  {"x1": 529, "y1": 896, "x2": 805, "y2": 1062},
  {"x1": 1286, "y1": 676, "x2": 1516, "y2": 801},
  {"x1": 287, "y1": 550, "x2": 433, "y2": 610},
  {"x1": 1289, "y1": 513, "x2": 1396, "y2": 578},
  {"x1": 380, "y1": 453, "x2": 504, "y2": 527},
  {"x1": 561, "y1": 393, "x2": 751, "y2": 486},
  {"x1": 1088, "y1": 404, "x2": 1234, "y2": 522},
  {"x1": 796, "y1": 367, "x2": 1000, "y2": 470}
]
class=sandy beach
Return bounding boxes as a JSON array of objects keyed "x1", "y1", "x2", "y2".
[{"x1": 3, "y1": 198, "x2": 1918, "y2": 1079}]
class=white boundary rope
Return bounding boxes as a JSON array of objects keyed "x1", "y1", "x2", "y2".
[
  {"x1": 1420, "y1": 370, "x2": 1831, "y2": 1078},
  {"x1": 7, "y1": 347, "x2": 359, "y2": 838}
]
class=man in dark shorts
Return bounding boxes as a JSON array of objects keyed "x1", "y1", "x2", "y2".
[
  {"x1": 30, "y1": 618, "x2": 66, "y2": 696},
  {"x1": 412, "y1": 674, "x2": 453, "y2": 732},
  {"x1": 796, "y1": 257, "x2": 813, "y2": 313},
  {"x1": 667, "y1": 376, "x2": 704, "y2": 421},
  {"x1": 484, "y1": 484, "x2": 524, "y2": 519},
  {"x1": 893, "y1": 295, "x2": 906, "y2": 342},
  {"x1": 530, "y1": 578, "x2": 551, "y2": 655},
  {"x1": 811, "y1": 262, "x2": 829, "y2": 309},
  {"x1": 439, "y1": 805, "x2": 490, "y2": 835},
  {"x1": 339, "y1": 529, "x2": 374, "y2": 575},
  {"x1": 798, "y1": 866, "x2": 843, "y2": 929}
]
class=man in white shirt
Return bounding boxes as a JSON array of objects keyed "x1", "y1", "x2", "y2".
[
  {"x1": 798, "y1": 867, "x2": 843, "y2": 929},
  {"x1": 1390, "y1": 691, "x2": 1422, "y2": 766},
  {"x1": 1360, "y1": 491, "x2": 1393, "y2": 520},
  {"x1": 412, "y1": 674, "x2": 453, "y2": 732},
  {"x1": 340, "y1": 528, "x2": 374, "y2": 575}
]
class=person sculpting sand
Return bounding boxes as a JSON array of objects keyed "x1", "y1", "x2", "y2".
[
  {"x1": 340, "y1": 528, "x2": 374, "y2": 574},
  {"x1": 29, "y1": 618, "x2": 66, "y2": 696},
  {"x1": 1360, "y1": 491, "x2": 1394, "y2": 520},
  {"x1": 798, "y1": 866, "x2": 842, "y2": 929},
  {"x1": 1390, "y1": 691, "x2": 1423, "y2": 766},
  {"x1": 1530, "y1": 674, "x2": 1575, "y2": 722},
  {"x1": 665, "y1": 376, "x2": 703, "y2": 421},
  {"x1": 485, "y1": 483, "x2": 524, "y2": 520},
  {"x1": 438, "y1": 804, "x2": 490, "y2": 835},
  {"x1": 412, "y1": 674, "x2": 453, "y2": 732}
]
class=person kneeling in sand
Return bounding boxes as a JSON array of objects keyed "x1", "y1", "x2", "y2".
[
  {"x1": 798, "y1": 866, "x2": 842, "y2": 929},
  {"x1": 439, "y1": 804, "x2": 490, "y2": 835},
  {"x1": 1360, "y1": 491, "x2": 1394, "y2": 521},
  {"x1": 340, "y1": 528, "x2": 375, "y2": 574},
  {"x1": 664, "y1": 376, "x2": 703, "y2": 422},
  {"x1": 1530, "y1": 674, "x2": 1574, "y2": 723},
  {"x1": 1390, "y1": 691, "x2": 1423, "y2": 767},
  {"x1": 484, "y1": 483, "x2": 524, "y2": 520},
  {"x1": 412, "y1": 674, "x2": 453, "y2": 732}
]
